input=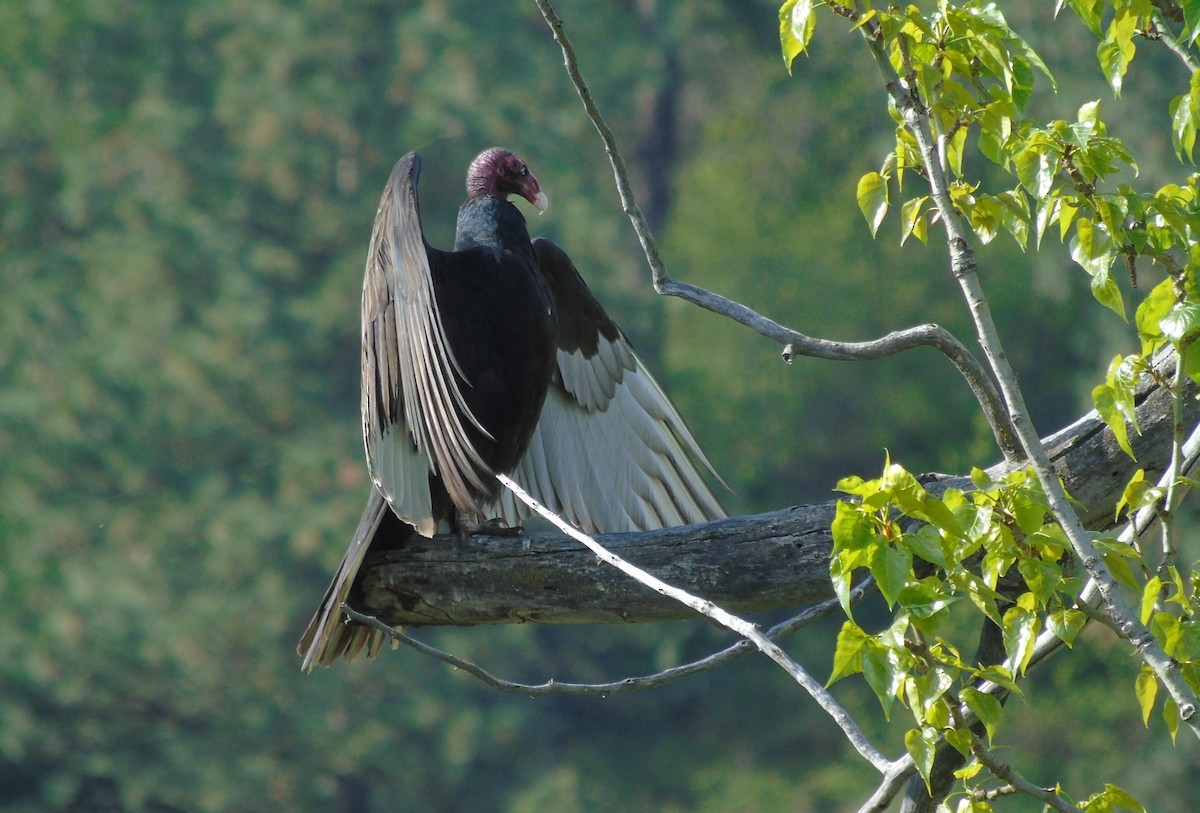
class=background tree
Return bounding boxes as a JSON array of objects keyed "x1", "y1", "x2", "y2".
[{"x1": 1, "y1": 1, "x2": 1197, "y2": 812}]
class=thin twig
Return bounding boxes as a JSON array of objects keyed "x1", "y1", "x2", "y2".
[
  {"x1": 500, "y1": 474, "x2": 893, "y2": 773},
  {"x1": 531, "y1": 0, "x2": 1020, "y2": 460},
  {"x1": 342, "y1": 578, "x2": 875, "y2": 697},
  {"x1": 946, "y1": 703, "x2": 1079, "y2": 813},
  {"x1": 533, "y1": 0, "x2": 669, "y2": 290}
]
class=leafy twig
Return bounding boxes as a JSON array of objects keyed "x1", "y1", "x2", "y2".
[{"x1": 851, "y1": 0, "x2": 1200, "y2": 741}]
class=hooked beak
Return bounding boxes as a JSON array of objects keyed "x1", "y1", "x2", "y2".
[{"x1": 531, "y1": 190, "x2": 549, "y2": 215}]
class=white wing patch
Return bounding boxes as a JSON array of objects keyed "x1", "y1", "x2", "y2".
[
  {"x1": 492, "y1": 336, "x2": 726, "y2": 534},
  {"x1": 369, "y1": 423, "x2": 435, "y2": 537}
]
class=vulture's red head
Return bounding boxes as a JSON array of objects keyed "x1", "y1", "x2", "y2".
[{"x1": 466, "y1": 147, "x2": 549, "y2": 215}]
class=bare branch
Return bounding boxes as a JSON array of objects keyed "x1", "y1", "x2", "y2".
[
  {"x1": 531, "y1": 0, "x2": 1020, "y2": 459},
  {"x1": 858, "y1": 764, "x2": 921, "y2": 813},
  {"x1": 500, "y1": 475, "x2": 893, "y2": 772}
]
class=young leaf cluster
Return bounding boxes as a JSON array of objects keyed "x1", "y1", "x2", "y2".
[
  {"x1": 842, "y1": 1, "x2": 1200, "y2": 328},
  {"x1": 827, "y1": 459, "x2": 1139, "y2": 799}
]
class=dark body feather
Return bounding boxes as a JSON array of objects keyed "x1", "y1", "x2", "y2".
[{"x1": 431, "y1": 197, "x2": 557, "y2": 507}]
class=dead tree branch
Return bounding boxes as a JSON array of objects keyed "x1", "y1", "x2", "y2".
[{"x1": 355, "y1": 356, "x2": 1193, "y2": 627}]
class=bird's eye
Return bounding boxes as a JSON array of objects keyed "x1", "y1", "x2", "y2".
[{"x1": 518, "y1": 166, "x2": 528, "y2": 177}]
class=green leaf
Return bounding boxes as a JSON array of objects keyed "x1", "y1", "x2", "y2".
[
  {"x1": 957, "y1": 572, "x2": 1002, "y2": 624},
  {"x1": 969, "y1": 195, "x2": 1002, "y2": 244},
  {"x1": 829, "y1": 620, "x2": 870, "y2": 684},
  {"x1": 857, "y1": 171, "x2": 889, "y2": 236},
  {"x1": 862, "y1": 644, "x2": 904, "y2": 720},
  {"x1": 978, "y1": 100, "x2": 1013, "y2": 165},
  {"x1": 1164, "y1": 695, "x2": 1180, "y2": 742},
  {"x1": 1059, "y1": 0, "x2": 1104, "y2": 36},
  {"x1": 1034, "y1": 189, "x2": 1060, "y2": 248},
  {"x1": 1097, "y1": 6, "x2": 1138, "y2": 97},
  {"x1": 881, "y1": 461, "x2": 927, "y2": 509},
  {"x1": 970, "y1": 467, "x2": 999, "y2": 492},
  {"x1": 1106, "y1": 783, "x2": 1147, "y2": 812},
  {"x1": 1089, "y1": 265, "x2": 1125, "y2": 319},
  {"x1": 1019, "y1": 558, "x2": 1063, "y2": 606},
  {"x1": 898, "y1": 580, "x2": 960, "y2": 622},
  {"x1": 1081, "y1": 784, "x2": 1146, "y2": 813},
  {"x1": 1136, "y1": 278, "x2": 1175, "y2": 354},
  {"x1": 1151, "y1": 611, "x2": 1184, "y2": 658},
  {"x1": 953, "y1": 758, "x2": 984, "y2": 782},
  {"x1": 900, "y1": 195, "x2": 929, "y2": 246},
  {"x1": 961, "y1": 687, "x2": 1003, "y2": 744},
  {"x1": 1070, "y1": 219, "x2": 1124, "y2": 319},
  {"x1": 1046, "y1": 608, "x2": 1087, "y2": 647},
  {"x1": 1093, "y1": 383, "x2": 1134, "y2": 459},
  {"x1": 1116, "y1": 468, "x2": 1160, "y2": 520},
  {"x1": 1171, "y1": 92, "x2": 1198, "y2": 164},
  {"x1": 1002, "y1": 605, "x2": 1039, "y2": 675},
  {"x1": 917, "y1": 495, "x2": 964, "y2": 539},
  {"x1": 905, "y1": 727, "x2": 938, "y2": 793},
  {"x1": 1011, "y1": 492, "x2": 1048, "y2": 536},
  {"x1": 779, "y1": 0, "x2": 817, "y2": 72},
  {"x1": 1103, "y1": 549, "x2": 1141, "y2": 592},
  {"x1": 1160, "y1": 303, "x2": 1200, "y2": 343},
  {"x1": 973, "y1": 664, "x2": 1023, "y2": 697},
  {"x1": 836, "y1": 473, "x2": 876, "y2": 497},
  {"x1": 831, "y1": 500, "x2": 875, "y2": 558},
  {"x1": 829, "y1": 552, "x2": 855, "y2": 618},
  {"x1": 1059, "y1": 196, "x2": 1079, "y2": 241},
  {"x1": 1014, "y1": 145, "x2": 1056, "y2": 199},
  {"x1": 1136, "y1": 666, "x2": 1158, "y2": 726},
  {"x1": 996, "y1": 189, "x2": 1030, "y2": 250},
  {"x1": 1140, "y1": 575, "x2": 1163, "y2": 625},
  {"x1": 946, "y1": 124, "x2": 969, "y2": 177},
  {"x1": 902, "y1": 528, "x2": 946, "y2": 569},
  {"x1": 1186, "y1": 0, "x2": 1200, "y2": 43},
  {"x1": 870, "y1": 543, "x2": 913, "y2": 608}
]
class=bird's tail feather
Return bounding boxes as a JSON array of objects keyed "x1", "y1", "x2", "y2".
[{"x1": 297, "y1": 488, "x2": 393, "y2": 670}]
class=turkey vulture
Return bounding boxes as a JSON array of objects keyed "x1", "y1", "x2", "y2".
[{"x1": 298, "y1": 148, "x2": 726, "y2": 669}]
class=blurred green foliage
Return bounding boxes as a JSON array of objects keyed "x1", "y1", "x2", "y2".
[{"x1": 1, "y1": 0, "x2": 1196, "y2": 811}]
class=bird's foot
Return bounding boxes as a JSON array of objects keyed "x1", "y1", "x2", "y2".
[{"x1": 455, "y1": 516, "x2": 525, "y2": 543}]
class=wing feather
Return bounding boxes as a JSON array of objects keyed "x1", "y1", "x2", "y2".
[
  {"x1": 489, "y1": 239, "x2": 727, "y2": 534},
  {"x1": 362, "y1": 153, "x2": 494, "y2": 535}
]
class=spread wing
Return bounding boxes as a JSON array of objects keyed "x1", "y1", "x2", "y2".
[
  {"x1": 489, "y1": 239, "x2": 727, "y2": 533},
  {"x1": 362, "y1": 153, "x2": 493, "y2": 536}
]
